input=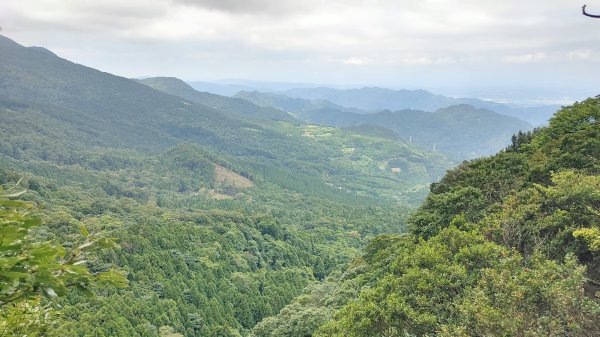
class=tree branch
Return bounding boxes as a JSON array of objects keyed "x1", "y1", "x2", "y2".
[{"x1": 583, "y1": 4, "x2": 600, "y2": 18}]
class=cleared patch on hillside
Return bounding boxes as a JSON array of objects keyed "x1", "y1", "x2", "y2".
[{"x1": 214, "y1": 165, "x2": 253, "y2": 188}]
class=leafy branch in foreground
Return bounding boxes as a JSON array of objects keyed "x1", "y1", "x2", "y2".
[{"x1": 0, "y1": 181, "x2": 128, "y2": 335}]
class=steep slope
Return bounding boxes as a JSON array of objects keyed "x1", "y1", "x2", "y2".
[
  {"x1": 0, "y1": 35, "x2": 257, "y2": 151},
  {"x1": 0, "y1": 35, "x2": 451, "y2": 202},
  {"x1": 0, "y1": 35, "x2": 308, "y2": 152},
  {"x1": 253, "y1": 97, "x2": 600, "y2": 337},
  {"x1": 137, "y1": 77, "x2": 296, "y2": 122}
]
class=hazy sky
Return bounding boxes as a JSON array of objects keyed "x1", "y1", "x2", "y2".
[{"x1": 1, "y1": 0, "x2": 600, "y2": 100}]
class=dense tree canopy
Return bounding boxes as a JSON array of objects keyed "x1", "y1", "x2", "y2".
[
  {"x1": 2, "y1": 34, "x2": 599, "y2": 336},
  {"x1": 252, "y1": 98, "x2": 600, "y2": 337}
]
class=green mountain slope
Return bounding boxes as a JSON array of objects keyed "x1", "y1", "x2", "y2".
[
  {"x1": 137, "y1": 77, "x2": 296, "y2": 122},
  {"x1": 252, "y1": 97, "x2": 600, "y2": 337},
  {"x1": 0, "y1": 35, "x2": 451, "y2": 203},
  {"x1": 298, "y1": 104, "x2": 533, "y2": 158},
  {"x1": 0, "y1": 35, "x2": 292, "y2": 153},
  {"x1": 0, "y1": 35, "x2": 455, "y2": 336}
]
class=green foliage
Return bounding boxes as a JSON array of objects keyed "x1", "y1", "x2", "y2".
[
  {"x1": 249, "y1": 260, "x2": 369, "y2": 337},
  {"x1": 160, "y1": 326, "x2": 184, "y2": 337},
  {"x1": 0, "y1": 298, "x2": 57, "y2": 337},
  {"x1": 574, "y1": 228, "x2": 600, "y2": 252},
  {"x1": 3, "y1": 34, "x2": 600, "y2": 337},
  {"x1": 0, "y1": 137, "x2": 410, "y2": 337},
  {"x1": 0, "y1": 184, "x2": 127, "y2": 335},
  {"x1": 267, "y1": 97, "x2": 600, "y2": 337},
  {"x1": 448, "y1": 254, "x2": 599, "y2": 336},
  {"x1": 532, "y1": 97, "x2": 600, "y2": 175},
  {"x1": 316, "y1": 229, "x2": 599, "y2": 336},
  {"x1": 484, "y1": 170, "x2": 600, "y2": 261},
  {"x1": 408, "y1": 186, "x2": 486, "y2": 239},
  {"x1": 409, "y1": 98, "x2": 600, "y2": 249},
  {"x1": 162, "y1": 144, "x2": 216, "y2": 189},
  {"x1": 0, "y1": 185, "x2": 127, "y2": 305}
]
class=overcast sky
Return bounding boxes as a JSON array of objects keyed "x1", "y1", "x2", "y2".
[{"x1": 1, "y1": 0, "x2": 600, "y2": 101}]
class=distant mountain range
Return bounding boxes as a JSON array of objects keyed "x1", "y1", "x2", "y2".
[
  {"x1": 282, "y1": 87, "x2": 559, "y2": 126},
  {"x1": 186, "y1": 80, "x2": 317, "y2": 97},
  {"x1": 0, "y1": 34, "x2": 450, "y2": 201},
  {"x1": 188, "y1": 81, "x2": 559, "y2": 126},
  {"x1": 236, "y1": 91, "x2": 533, "y2": 158},
  {"x1": 141, "y1": 82, "x2": 533, "y2": 159},
  {"x1": 284, "y1": 87, "x2": 474, "y2": 111},
  {"x1": 0, "y1": 32, "x2": 536, "y2": 171},
  {"x1": 234, "y1": 90, "x2": 362, "y2": 114}
]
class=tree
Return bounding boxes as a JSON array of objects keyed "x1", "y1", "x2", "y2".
[{"x1": 317, "y1": 227, "x2": 600, "y2": 337}]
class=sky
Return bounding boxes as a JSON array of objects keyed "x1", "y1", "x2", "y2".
[{"x1": 1, "y1": 0, "x2": 600, "y2": 102}]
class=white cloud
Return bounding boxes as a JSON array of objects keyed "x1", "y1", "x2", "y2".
[
  {"x1": 504, "y1": 53, "x2": 547, "y2": 63},
  {"x1": 0, "y1": 0, "x2": 598, "y2": 94},
  {"x1": 568, "y1": 49, "x2": 593, "y2": 60},
  {"x1": 170, "y1": 0, "x2": 311, "y2": 14}
]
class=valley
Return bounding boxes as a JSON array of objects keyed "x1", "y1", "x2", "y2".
[{"x1": 1, "y1": 32, "x2": 598, "y2": 337}]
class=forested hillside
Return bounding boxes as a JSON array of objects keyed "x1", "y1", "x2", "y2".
[
  {"x1": 0, "y1": 35, "x2": 451, "y2": 336},
  {"x1": 252, "y1": 97, "x2": 600, "y2": 336},
  {"x1": 2, "y1": 32, "x2": 597, "y2": 337},
  {"x1": 0, "y1": 35, "x2": 451, "y2": 203},
  {"x1": 298, "y1": 104, "x2": 533, "y2": 158}
]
